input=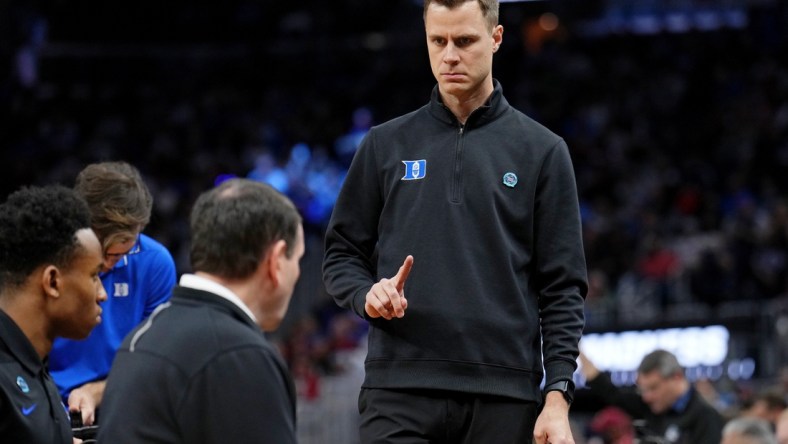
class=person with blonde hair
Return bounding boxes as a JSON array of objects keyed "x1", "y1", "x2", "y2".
[{"x1": 49, "y1": 161, "x2": 176, "y2": 427}]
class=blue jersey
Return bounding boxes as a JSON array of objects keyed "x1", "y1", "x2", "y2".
[{"x1": 49, "y1": 233, "x2": 176, "y2": 401}]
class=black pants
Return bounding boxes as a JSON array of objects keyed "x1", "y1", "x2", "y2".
[{"x1": 358, "y1": 388, "x2": 537, "y2": 444}]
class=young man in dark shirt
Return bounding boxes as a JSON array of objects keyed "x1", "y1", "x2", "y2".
[{"x1": 0, "y1": 185, "x2": 107, "y2": 444}]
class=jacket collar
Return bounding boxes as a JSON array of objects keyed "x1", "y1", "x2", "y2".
[
  {"x1": 178, "y1": 274, "x2": 257, "y2": 323},
  {"x1": 671, "y1": 386, "x2": 693, "y2": 413},
  {"x1": 170, "y1": 286, "x2": 260, "y2": 332},
  {"x1": 428, "y1": 79, "x2": 509, "y2": 128},
  {"x1": 169, "y1": 286, "x2": 296, "y2": 416}
]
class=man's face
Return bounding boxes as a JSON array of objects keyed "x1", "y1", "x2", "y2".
[
  {"x1": 55, "y1": 228, "x2": 107, "y2": 339},
  {"x1": 636, "y1": 370, "x2": 679, "y2": 414},
  {"x1": 102, "y1": 234, "x2": 138, "y2": 272},
  {"x1": 424, "y1": 1, "x2": 502, "y2": 101}
]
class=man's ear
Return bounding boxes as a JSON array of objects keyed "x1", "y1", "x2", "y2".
[
  {"x1": 40, "y1": 265, "x2": 61, "y2": 298},
  {"x1": 492, "y1": 24, "x2": 503, "y2": 51},
  {"x1": 265, "y1": 240, "x2": 288, "y2": 288}
]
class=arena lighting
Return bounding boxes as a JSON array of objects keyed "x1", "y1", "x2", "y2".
[
  {"x1": 581, "y1": 325, "x2": 730, "y2": 370},
  {"x1": 575, "y1": 325, "x2": 755, "y2": 385}
]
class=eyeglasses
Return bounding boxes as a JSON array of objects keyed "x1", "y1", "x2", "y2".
[{"x1": 103, "y1": 235, "x2": 140, "y2": 260}]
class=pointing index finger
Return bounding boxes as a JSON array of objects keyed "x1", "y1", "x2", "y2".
[{"x1": 394, "y1": 255, "x2": 413, "y2": 292}]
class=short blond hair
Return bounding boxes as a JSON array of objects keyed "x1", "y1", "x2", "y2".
[
  {"x1": 423, "y1": 0, "x2": 499, "y2": 31},
  {"x1": 74, "y1": 161, "x2": 152, "y2": 248}
]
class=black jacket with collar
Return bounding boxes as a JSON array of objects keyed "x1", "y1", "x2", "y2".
[
  {"x1": 98, "y1": 286, "x2": 297, "y2": 443},
  {"x1": 324, "y1": 80, "x2": 588, "y2": 401},
  {"x1": 0, "y1": 309, "x2": 73, "y2": 444}
]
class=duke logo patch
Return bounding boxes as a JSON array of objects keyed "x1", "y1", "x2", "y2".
[
  {"x1": 114, "y1": 282, "x2": 129, "y2": 297},
  {"x1": 401, "y1": 160, "x2": 427, "y2": 180}
]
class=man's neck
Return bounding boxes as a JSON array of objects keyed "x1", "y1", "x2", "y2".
[
  {"x1": 440, "y1": 82, "x2": 494, "y2": 125},
  {"x1": 0, "y1": 299, "x2": 51, "y2": 360}
]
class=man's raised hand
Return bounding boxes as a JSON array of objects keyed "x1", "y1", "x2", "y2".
[{"x1": 365, "y1": 255, "x2": 413, "y2": 320}]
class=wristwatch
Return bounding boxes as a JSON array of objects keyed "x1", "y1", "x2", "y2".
[{"x1": 544, "y1": 380, "x2": 575, "y2": 404}]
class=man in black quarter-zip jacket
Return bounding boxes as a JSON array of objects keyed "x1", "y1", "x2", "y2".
[{"x1": 323, "y1": 1, "x2": 587, "y2": 443}]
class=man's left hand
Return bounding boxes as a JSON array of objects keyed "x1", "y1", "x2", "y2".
[{"x1": 533, "y1": 391, "x2": 575, "y2": 444}]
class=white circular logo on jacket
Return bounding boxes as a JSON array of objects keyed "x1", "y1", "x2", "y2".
[
  {"x1": 16, "y1": 376, "x2": 29, "y2": 393},
  {"x1": 502, "y1": 172, "x2": 518, "y2": 188}
]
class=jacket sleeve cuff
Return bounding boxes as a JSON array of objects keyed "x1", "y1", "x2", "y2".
[
  {"x1": 544, "y1": 359, "x2": 578, "y2": 386},
  {"x1": 353, "y1": 287, "x2": 371, "y2": 320}
]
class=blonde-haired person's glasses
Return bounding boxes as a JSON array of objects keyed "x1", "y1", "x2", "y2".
[{"x1": 103, "y1": 235, "x2": 140, "y2": 260}]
